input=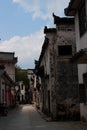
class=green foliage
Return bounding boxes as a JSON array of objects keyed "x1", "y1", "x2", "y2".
[{"x1": 15, "y1": 65, "x2": 29, "y2": 86}]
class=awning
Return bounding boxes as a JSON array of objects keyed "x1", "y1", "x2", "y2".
[{"x1": 71, "y1": 49, "x2": 87, "y2": 64}]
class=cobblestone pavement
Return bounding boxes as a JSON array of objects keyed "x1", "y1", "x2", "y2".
[{"x1": 0, "y1": 105, "x2": 87, "y2": 130}]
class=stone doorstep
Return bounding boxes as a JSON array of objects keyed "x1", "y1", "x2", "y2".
[
  {"x1": 35, "y1": 106, "x2": 87, "y2": 124},
  {"x1": 36, "y1": 109, "x2": 52, "y2": 122}
]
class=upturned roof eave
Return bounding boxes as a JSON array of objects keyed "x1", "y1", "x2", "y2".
[
  {"x1": 53, "y1": 13, "x2": 74, "y2": 24},
  {"x1": 65, "y1": 0, "x2": 81, "y2": 16},
  {"x1": 44, "y1": 26, "x2": 56, "y2": 34}
]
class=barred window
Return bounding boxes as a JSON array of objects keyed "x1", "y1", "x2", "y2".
[{"x1": 79, "y1": 1, "x2": 87, "y2": 37}]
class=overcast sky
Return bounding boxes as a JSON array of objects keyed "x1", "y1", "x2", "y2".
[{"x1": 0, "y1": 0, "x2": 70, "y2": 69}]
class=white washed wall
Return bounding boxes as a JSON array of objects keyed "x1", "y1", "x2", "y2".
[{"x1": 75, "y1": 0, "x2": 87, "y2": 84}]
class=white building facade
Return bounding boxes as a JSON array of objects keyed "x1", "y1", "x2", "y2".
[
  {"x1": 19, "y1": 81, "x2": 25, "y2": 103},
  {"x1": 36, "y1": 15, "x2": 79, "y2": 120},
  {"x1": 0, "y1": 52, "x2": 17, "y2": 81},
  {"x1": 65, "y1": 0, "x2": 87, "y2": 122},
  {"x1": 0, "y1": 52, "x2": 17, "y2": 107}
]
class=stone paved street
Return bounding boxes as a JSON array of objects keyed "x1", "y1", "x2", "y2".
[{"x1": 0, "y1": 105, "x2": 87, "y2": 130}]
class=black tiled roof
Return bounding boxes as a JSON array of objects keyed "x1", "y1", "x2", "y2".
[
  {"x1": 44, "y1": 26, "x2": 56, "y2": 33},
  {"x1": 53, "y1": 13, "x2": 74, "y2": 24},
  {"x1": 65, "y1": 0, "x2": 81, "y2": 16}
]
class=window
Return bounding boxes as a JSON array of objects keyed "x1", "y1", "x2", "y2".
[
  {"x1": 79, "y1": 84, "x2": 86, "y2": 103},
  {"x1": 79, "y1": 1, "x2": 87, "y2": 37},
  {"x1": 58, "y1": 45, "x2": 72, "y2": 56},
  {"x1": 83, "y1": 73, "x2": 87, "y2": 103},
  {"x1": 2, "y1": 89, "x2": 5, "y2": 103},
  {"x1": 21, "y1": 84, "x2": 23, "y2": 90}
]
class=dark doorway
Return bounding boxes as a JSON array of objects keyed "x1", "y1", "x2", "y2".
[{"x1": 48, "y1": 90, "x2": 50, "y2": 114}]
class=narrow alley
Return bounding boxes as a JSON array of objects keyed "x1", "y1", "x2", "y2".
[{"x1": 0, "y1": 105, "x2": 87, "y2": 130}]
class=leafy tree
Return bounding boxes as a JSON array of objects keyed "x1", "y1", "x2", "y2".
[{"x1": 15, "y1": 65, "x2": 29, "y2": 86}]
